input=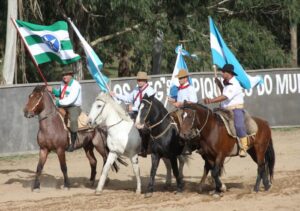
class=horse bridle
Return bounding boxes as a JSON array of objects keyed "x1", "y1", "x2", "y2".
[
  {"x1": 93, "y1": 99, "x2": 123, "y2": 129},
  {"x1": 184, "y1": 106, "x2": 210, "y2": 139},
  {"x1": 141, "y1": 99, "x2": 176, "y2": 139}
]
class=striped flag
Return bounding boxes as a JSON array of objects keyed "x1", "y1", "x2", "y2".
[
  {"x1": 68, "y1": 19, "x2": 109, "y2": 92},
  {"x1": 169, "y1": 45, "x2": 192, "y2": 99},
  {"x1": 209, "y1": 16, "x2": 263, "y2": 90},
  {"x1": 15, "y1": 20, "x2": 80, "y2": 65}
]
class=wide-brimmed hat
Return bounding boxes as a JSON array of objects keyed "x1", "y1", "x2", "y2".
[
  {"x1": 176, "y1": 69, "x2": 189, "y2": 78},
  {"x1": 61, "y1": 70, "x2": 74, "y2": 76},
  {"x1": 136, "y1": 71, "x2": 150, "y2": 80},
  {"x1": 219, "y1": 64, "x2": 237, "y2": 76}
]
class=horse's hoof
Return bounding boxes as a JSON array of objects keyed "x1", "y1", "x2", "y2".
[
  {"x1": 63, "y1": 186, "x2": 70, "y2": 191},
  {"x1": 209, "y1": 190, "x2": 216, "y2": 195},
  {"x1": 220, "y1": 184, "x2": 227, "y2": 192},
  {"x1": 95, "y1": 190, "x2": 102, "y2": 195},
  {"x1": 144, "y1": 192, "x2": 153, "y2": 198},
  {"x1": 175, "y1": 190, "x2": 183, "y2": 195},
  {"x1": 212, "y1": 193, "x2": 223, "y2": 198},
  {"x1": 32, "y1": 188, "x2": 40, "y2": 193},
  {"x1": 265, "y1": 183, "x2": 272, "y2": 191}
]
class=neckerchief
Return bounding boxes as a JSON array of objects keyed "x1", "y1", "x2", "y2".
[
  {"x1": 223, "y1": 79, "x2": 232, "y2": 86},
  {"x1": 60, "y1": 83, "x2": 69, "y2": 99},
  {"x1": 178, "y1": 84, "x2": 189, "y2": 90},
  {"x1": 134, "y1": 83, "x2": 149, "y2": 103}
]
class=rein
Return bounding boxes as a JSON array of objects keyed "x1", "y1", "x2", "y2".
[
  {"x1": 142, "y1": 99, "x2": 176, "y2": 140},
  {"x1": 188, "y1": 106, "x2": 210, "y2": 138}
]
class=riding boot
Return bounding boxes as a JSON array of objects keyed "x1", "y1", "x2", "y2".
[
  {"x1": 67, "y1": 132, "x2": 77, "y2": 152},
  {"x1": 239, "y1": 137, "x2": 248, "y2": 157}
]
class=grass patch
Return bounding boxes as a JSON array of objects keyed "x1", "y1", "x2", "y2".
[{"x1": 0, "y1": 152, "x2": 38, "y2": 161}]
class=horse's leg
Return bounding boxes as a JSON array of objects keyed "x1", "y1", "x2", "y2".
[
  {"x1": 177, "y1": 155, "x2": 185, "y2": 180},
  {"x1": 210, "y1": 164, "x2": 223, "y2": 196},
  {"x1": 199, "y1": 160, "x2": 210, "y2": 193},
  {"x1": 32, "y1": 148, "x2": 49, "y2": 191},
  {"x1": 170, "y1": 156, "x2": 184, "y2": 194},
  {"x1": 83, "y1": 144, "x2": 97, "y2": 186},
  {"x1": 56, "y1": 148, "x2": 70, "y2": 189},
  {"x1": 162, "y1": 158, "x2": 172, "y2": 188},
  {"x1": 145, "y1": 153, "x2": 161, "y2": 198},
  {"x1": 130, "y1": 154, "x2": 141, "y2": 194},
  {"x1": 95, "y1": 152, "x2": 117, "y2": 194}
]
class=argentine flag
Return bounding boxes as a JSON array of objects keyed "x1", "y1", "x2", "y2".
[
  {"x1": 169, "y1": 45, "x2": 192, "y2": 99},
  {"x1": 68, "y1": 19, "x2": 109, "y2": 92},
  {"x1": 209, "y1": 16, "x2": 263, "y2": 90},
  {"x1": 14, "y1": 19, "x2": 80, "y2": 65}
]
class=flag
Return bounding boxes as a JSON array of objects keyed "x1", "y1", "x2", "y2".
[
  {"x1": 169, "y1": 45, "x2": 193, "y2": 99},
  {"x1": 15, "y1": 20, "x2": 80, "y2": 65},
  {"x1": 68, "y1": 19, "x2": 109, "y2": 92},
  {"x1": 209, "y1": 16, "x2": 263, "y2": 90}
]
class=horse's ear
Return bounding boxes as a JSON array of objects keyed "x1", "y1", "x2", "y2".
[
  {"x1": 149, "y1": 94, "x2": 155, "y2": 100},
  {"x1": 144, "y1": 93, "x2": 149, "y2": 99},
  {"x1": 183, "y1": 100, "x2": 187, "y2": 107}
]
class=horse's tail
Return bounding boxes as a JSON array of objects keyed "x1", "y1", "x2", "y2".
[
  {"x1": 112, "y1": 156, "x2": 128, "y2": 172},
  {"x1": 265, "y1": 138, "x2": 275, "y2": 182}
]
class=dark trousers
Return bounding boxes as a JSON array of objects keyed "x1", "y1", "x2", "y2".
[
  {"x1": 64, "y1": 106, "x2": 81, "y2": 133},
  {"x1": 233, "y1": 109, "x2": 247, "y2": 138}
]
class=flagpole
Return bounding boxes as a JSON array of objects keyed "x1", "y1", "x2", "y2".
[
  {"x1": 11, "y1": 18, "x2": 48, "y2": 86},
  {"x1": 67, "y1": 18, "x2": 110, "y2": 93}
]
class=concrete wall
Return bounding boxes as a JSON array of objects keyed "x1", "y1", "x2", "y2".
[{"x1": 1, "y1": 68, "x2": 300, "y2": 155}]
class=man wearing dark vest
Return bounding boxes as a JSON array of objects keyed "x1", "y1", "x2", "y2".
[{"x1": 110, "y1": 71, "x2": 156, "y2": 157}]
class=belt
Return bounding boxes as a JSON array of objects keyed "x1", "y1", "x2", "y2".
[{"x1": 225, "y1": 104, "x2": 244, "y2": 110}]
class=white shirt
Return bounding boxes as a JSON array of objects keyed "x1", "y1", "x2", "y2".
[
  {"x1": 221, "y1": 76, "x2": 244, "y2": 108},
  {"x1": 177, "y1": 82, "x2": 198, "y2": 103},
  {"x1": 116, "y1": 84, "x2": 156, "y2": 112},
  {"x1": 57, "y1": 79, "x2": 82, "y2": 107}
]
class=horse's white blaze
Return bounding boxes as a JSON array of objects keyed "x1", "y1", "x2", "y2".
[
  {"x1": 183, "y1": 112, "x2": 187, "y2": 119},
  {"x1": 135, "y1": 103, "x2": 144, "y2": 129}
]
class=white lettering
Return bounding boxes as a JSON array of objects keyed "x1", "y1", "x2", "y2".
[
  {"x1": 289, "y1": 74, "x2": 297, "y2": 93},
  {"x1": 264, "y1": 74, "x2": 273, "y2": 95},
  {"x1": 276, "y1": 74, "x2": 288, "y2": 94}
]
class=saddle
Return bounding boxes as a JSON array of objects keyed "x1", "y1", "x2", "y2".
[
  {"x1": 214, "y1": 108, "x2": 257, "y2": 138},
  {"x1": 57, "y1": 108, "x2": 93, "y2": 132}
]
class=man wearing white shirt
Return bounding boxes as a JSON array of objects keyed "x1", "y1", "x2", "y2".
[
  {"x1": 168, "y1": 69, "x2": 198, "y2": 107},
  {"x1": 110, "y1": 71, "x2": 155, "y2": 157},
  {"x1": 47, "y1": 70, "x2": 82, "y2": 152},
  {"x1": 204, "y1": 64, "x2": 248, "y2": 157}
]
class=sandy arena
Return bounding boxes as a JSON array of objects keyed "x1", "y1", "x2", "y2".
[{"x1": 0, "y1": 128, "x2": 300, "y2": 211}]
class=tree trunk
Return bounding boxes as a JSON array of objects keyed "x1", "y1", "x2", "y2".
[
  {"x1": 151, "y1": 29, "x2": 164, "y2": 75},
  {"x1": 290, "y1": 23, "x2": 298, "y2": 67}
]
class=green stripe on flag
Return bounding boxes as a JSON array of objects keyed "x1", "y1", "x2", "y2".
[
  {"x1": 34, "y1": 52, "x2": 80, "y2": 65},
  {"x1": 16, "y1": 20, "x2": 68, "y2": 32}
]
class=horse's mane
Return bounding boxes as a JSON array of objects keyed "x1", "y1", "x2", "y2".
[
  {"x1": 33, "y1": 85, "x2": 46, "y2": 92},
  {"x1": 96, "y1": 92, "x2": 132, "y2": 122}
]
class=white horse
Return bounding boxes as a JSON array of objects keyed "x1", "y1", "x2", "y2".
[
  {"x1": 88, "y1": 93, "x2": 187, "y2": 194},
  {"x1": 88, "y1": 93, "x2": 142, "y2": 194}
]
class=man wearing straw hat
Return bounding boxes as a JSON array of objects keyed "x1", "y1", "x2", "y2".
[
  {"x1": 168, "y1": 69, "x2": 198, "y2": 107},
  {"x1": 47, "y1": 70, "x2": 82, "y2": 152},
  {"x1": 110, "y1": 71, "x2": 156, "y2": 157}
]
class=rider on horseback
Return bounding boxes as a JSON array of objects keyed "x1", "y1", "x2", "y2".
[
  {"x1": 110, "y1": 71, "x2": 156, "y2": 157},
  {"x1": 47, "y1": 69, "x2": 82, "y2": 152},
  {"x1": 203, "y1": 64, "x2": 248, "y2": 157}
]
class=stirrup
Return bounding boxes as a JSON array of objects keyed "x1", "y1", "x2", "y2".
[{"x1": 239, "y1": 149, "x2": 247, "y2": 157}]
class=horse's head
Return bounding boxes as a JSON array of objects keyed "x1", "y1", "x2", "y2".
[
  {"x1": 88, "y1": 93, "x2": 108, "y2": 127},
  {"x1": 23, "y1": 85, "x2": 46, "y2": 118},
  {"x1": 179, "y1": 107, "x2": 197, "y2": 140},
  {"x1": 135, "y1": 94, "x2": 154, "y2": 129}
]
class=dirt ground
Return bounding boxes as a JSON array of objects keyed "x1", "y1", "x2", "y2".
[{"x1": 0, "y1": 128, "x2": 300, "y2": 211}]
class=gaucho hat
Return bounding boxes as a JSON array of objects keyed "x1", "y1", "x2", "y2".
[
  {"x1": 219, "y1": 64, "x2": 237, "y2": 76},
  {"x1": 176, "y1": 69, "x2": 189, "y2": 78},
  {"x1": 136, "y1": 71, "x2": 150, "y2": 80},
  {"x1": 61, "y1": 70, "x2": 74, "y2": 76}
]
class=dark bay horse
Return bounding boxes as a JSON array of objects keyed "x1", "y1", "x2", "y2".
[
  {"x1": 23, "y1": 85, "x2": 125, "y2": 191},
  {"x1": 179, "y1": 103, "x2": 275, "y2": 195},
  {"x1": 135, "y1": 94, "x2": 185, "y2": 197}
]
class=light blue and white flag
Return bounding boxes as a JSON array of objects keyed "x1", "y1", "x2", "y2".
[
  {"x1": 68, "y1": 19, "x2": 109, "y2": 92},
  {"x1": 209, "y1": 16, "x2": 263, "y2": 90},
  {"x1": 169, "y1": 45, "x2": 192, "y2": 99}
]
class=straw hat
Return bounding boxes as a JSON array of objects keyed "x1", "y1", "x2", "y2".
[
  {"x1": 61, "y1": 70, "x2": 74, "y2": 76},
  {"x1": 136, "y1": 71, "x2": 150, "y2": 80},
  {"x1": 176, "y1": 69, "x2": 189, "y2": 78}
]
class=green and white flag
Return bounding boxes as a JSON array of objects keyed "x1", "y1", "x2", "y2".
[{"x1": 15, "y1": 20, "x2": 80, "y2": 65}]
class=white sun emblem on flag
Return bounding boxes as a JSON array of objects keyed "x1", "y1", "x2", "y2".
[{"x1": 41, "y1": 34, "x2": 61, "y2": 53}]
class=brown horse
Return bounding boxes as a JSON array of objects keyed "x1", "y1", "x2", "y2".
[
  {"x1": 179, "y1": 103, "x2": 275, "y2": 195},
  {"x1": 23, "y1": 85, "x2": 125, "y2": 191}
]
